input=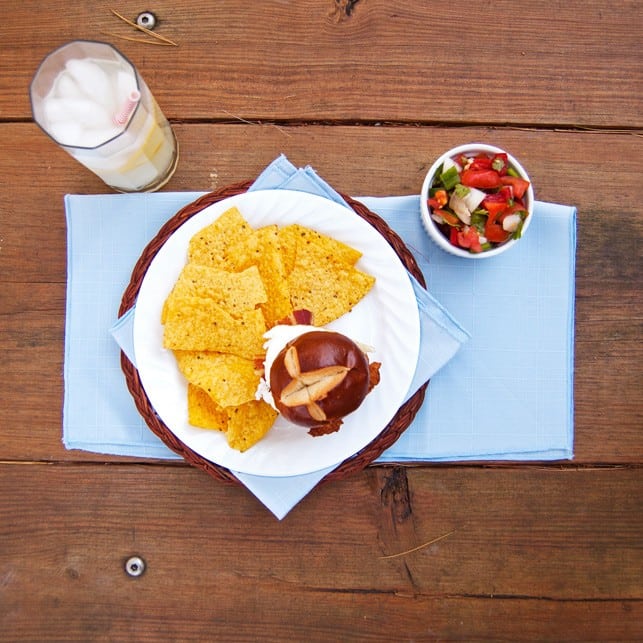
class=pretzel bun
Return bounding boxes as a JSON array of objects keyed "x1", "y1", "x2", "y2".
[{"x1": 269, "y1": 330, "x2": 377, "y2": 432}]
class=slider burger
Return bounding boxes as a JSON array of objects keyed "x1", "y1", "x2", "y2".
[{"x1": 259, "y1": 326, "x2": 381, "y2": 436}]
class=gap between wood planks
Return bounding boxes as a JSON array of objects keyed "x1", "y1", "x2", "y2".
[
  {"x1": 298, "y1": 585, "x2": 643, "y2": 602},
  {"x1": 4, "y1": 115, "x2": 642, "y2": 136},
  {"x1": 156, "y1": 117, "x2": 643, "y2": 136}
]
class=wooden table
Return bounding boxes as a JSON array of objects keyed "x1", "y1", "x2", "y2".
[{"x1": 1, "y1": 1, "x2": 641, "y2": 640}]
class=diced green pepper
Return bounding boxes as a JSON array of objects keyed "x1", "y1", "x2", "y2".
[
  {"x1": 439, "y1": 166, "x2": 460, "y2": 191},
  {"x1": 470, "y1": 210, "x2": 488, "y2": 232},
  {"x1": 454, "y1": 183, "x2": 470, "y2": 198},
  {"x1": 512, "y1": 219, "x2": 525, "y2": 239}
]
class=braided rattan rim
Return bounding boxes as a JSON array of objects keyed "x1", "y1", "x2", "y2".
[{"x1": 119, "y1": 181, "x2": 428, "y2": 484}]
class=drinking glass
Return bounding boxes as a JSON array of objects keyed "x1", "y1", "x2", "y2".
[{"x1": 30, "y1": 40, "x2": 178, "y2": 192}]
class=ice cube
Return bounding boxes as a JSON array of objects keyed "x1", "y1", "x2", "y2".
[
  {"x1": 58, "y1": 97, "x2": 113, "y2": 130},
  {"x1": 48, "y1": 120, "x2": 84, "y2": 147},
  {"x1": 114, "y1": 69, "x2": 137, "y2": 102},
  {"x1": 82, "y1": 126, "x2": 123, "y2": 148},
  {"x1": 65, "y1": 58, "x2": 115, "y2": 111},
  {"x1": 54, "y1": 71, "x2": 84, "y2": 100},
  {"x1": 43, "y1": 97, "x2": 69, "y2": 124}
]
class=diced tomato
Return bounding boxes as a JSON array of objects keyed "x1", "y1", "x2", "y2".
[
  {"x1": 460, "y1": 168, "x2": 502, "y2": 189},
  {"x1": 483, "y1": 200, "x2": 508, "y2": 217},
  {"x1": 484, "y1": 211, "x2": 511, "y2": 243},
  {"x1": 456, "y1": 227, "x2": 483, "y2": 253},
  {"x1": 449, "y1": 226, "x2": 460, "y2": 246},
  {"x1": 505, "y1": 199, "x2": 528, "y2": 216},
  {"x1": 467, "y1": 153, "x2": 509, "y2": 174},
  {"x1": 491, "y1": 153, "x2": 509, "y2": 175},
  {"x1": 500, "y1": 175, "x2": 530, "y2": 199},
  {"x1": 482, "y1": 187, "x2": 513, "y2": 217},
  {"x1": 485, "y1": 223, "x2": 510, "y2": 243},
  {"x1": 468, "y1": 154, "x2": 493, "y2": 171}
]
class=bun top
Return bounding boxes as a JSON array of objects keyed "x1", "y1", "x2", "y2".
[{"x1": 269, "y1": 330, "x2": 373, "y2": 432}]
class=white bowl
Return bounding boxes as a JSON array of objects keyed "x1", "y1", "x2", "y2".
[{"x1": 420, "y1": 143, "x2": 534, "y2": 259}]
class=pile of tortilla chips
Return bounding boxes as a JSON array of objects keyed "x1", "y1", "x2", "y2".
[{"x1": 161, "y1": 206, "x2": 375, "y2": 452}]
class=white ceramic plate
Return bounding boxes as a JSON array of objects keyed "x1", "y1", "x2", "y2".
[{"x1": 133, "y1": 189, "x2": 420, "y2": 477}]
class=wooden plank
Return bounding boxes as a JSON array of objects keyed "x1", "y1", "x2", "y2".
[
  {"x1": 2, "y1": 123, "x2": 642, "y2": 273},
  {"x1": 0, "y1": 464, "x2": 640, "y2": 640},
  {"x1": 3, "y1": 0, "x2": 642, "y2": 127},
  {"x1": 0, "y1": 123, "x2": 641, "y2": 463},
  {"x1": 2, "y1": 3, "x2": 640, "y2": 640}
]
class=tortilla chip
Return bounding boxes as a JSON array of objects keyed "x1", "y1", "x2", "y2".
[
  {"x1": 225, "y1": 400, "x2": 279, "y2": 452},
  {"x1": 279, "y1": 223, "x2": 363, "y2": 266},
  {"x1": 163, "y1": 295, "x2": 266, "y2": 359},
  {"x1": 288, "y1": 260, "x2": 375, "y2": 326},
  {"x1": 226, "y1": 225, "x2": 292, "y2": 327},
  {"x1": 187, "y1": 384, "x2": 228, "y2": 431},
  {"x1": 277, "y1": 226, "x2": 298, "y2": 276},
  {"x1": 222, "y1": 226, "x2": 265, "y2": 271},
  {"x1": 187, "y1": 207, "x2": 254, "y2": 268},
  {"x1": 162, "y1": 263, "x2": 267, "y2": 323},
  {"x1": 175, "y1": 350, "x2": 260, "y2": 408}
]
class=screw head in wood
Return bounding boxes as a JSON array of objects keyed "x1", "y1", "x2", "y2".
[
  {"x1": 136, "y1": 12, "x2": 157, "y2": 29},
  {"x1": 125, "y1": 555, "x2": 146, "y2": 577}
]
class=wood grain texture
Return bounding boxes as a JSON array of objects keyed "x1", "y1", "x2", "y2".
[
  {"x1": 0, "y1": 123, "x2": 641, "y2": 464},
  {"x1": 0, "y1": 464, "x2": 641, "y2": 641},
  {"x1": 3, "y1": 1, "x2": 641, "y2": 127},
  {"x1": 1, "y1": 1, "x2": 642, "y2": 638}
]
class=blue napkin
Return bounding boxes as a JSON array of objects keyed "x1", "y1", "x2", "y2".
[{"x1": 63, "y1": 155, "x2": 576, "y2": 518}]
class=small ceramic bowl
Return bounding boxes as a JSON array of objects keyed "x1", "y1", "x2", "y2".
[{"x1": 420, "y1": 143, "x2": 534, "y2": 259}]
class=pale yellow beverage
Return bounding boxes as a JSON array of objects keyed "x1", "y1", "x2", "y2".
[{"x1": 30, "y1": 41, "x2": 178, "y2": 192}]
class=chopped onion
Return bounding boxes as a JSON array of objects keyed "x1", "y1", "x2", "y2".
[
  {"x1": 442, "y1": 156, "x2": 462, "y2": 174},
  {"x1": 502, "y1": 213, "x2": 523, "y2": 232},
  {"x1": 448, "y1": 194, "x2": 470, "y2": 224},
  {"x1": 462, "y1": 186, "x2": 486, "y2": 212}
]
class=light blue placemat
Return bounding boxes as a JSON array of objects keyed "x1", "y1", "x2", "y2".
[
  {"x1": 359, "y1": 196, "x2": 576, "y2": 462},
  {"x1": 63, "y1": 158, "x2": 575, "y2": 517}
]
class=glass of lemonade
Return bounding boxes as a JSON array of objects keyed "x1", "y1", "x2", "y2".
[{"x1": 30, "y1": 40, "x2": 178, "y2": 192}]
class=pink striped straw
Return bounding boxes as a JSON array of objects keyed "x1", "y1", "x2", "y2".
[{"x1": 112, "y1": 89, "x2": 141, "y2": 126}]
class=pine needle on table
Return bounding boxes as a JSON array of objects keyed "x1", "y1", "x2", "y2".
[
  {"x1": 100, "y1": 31, "x2": 175, "y2": 46},
  {"x1": 110, "y1": 8, "x2": 178, "y2": 46},
  {"x1": 379, "y1": 530, "x2": 456, "y2": 559}
]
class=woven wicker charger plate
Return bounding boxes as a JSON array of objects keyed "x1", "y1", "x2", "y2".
[{"x1": 119, "y1": 181, "x2": 428, "y2": 484}]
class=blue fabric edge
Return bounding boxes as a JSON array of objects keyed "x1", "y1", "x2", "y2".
[
  {"x1": 62, "y1": 194, "x2": 75, "y2": 448},
  {"x1": 567, "y1": 207, "x2": 577, "y2": 458}
]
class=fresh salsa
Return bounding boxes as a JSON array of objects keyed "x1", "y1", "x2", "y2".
[{"x1": 428, "y1": 151, "x2": 530, "y2": 254}]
